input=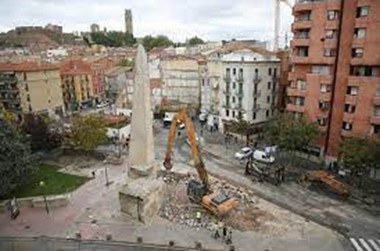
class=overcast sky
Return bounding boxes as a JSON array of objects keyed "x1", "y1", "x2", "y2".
[{"x1": 0, "y1": 0, "x2": 293, "y2": 45}]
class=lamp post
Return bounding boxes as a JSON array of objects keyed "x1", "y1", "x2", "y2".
[{"x1": 39, "y1": 181, "x2": 49, "y2": 215}]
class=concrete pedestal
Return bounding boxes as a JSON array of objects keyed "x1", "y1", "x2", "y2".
[
  {"x1": 129, "y1": 163, "x2": 157, "y2": 180},
  {"x1": 119, "y1": 177, "x2": 165, "y2": 223}
]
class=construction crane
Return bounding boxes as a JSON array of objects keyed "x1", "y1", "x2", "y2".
[
  {"x1": 163, "y1": 108, "x2": 237, "y2": 216},
  {"x1": 274, "y1": 0, "x2": 293, "y2": 51}
]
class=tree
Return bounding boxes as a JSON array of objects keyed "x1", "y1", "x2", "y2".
[
  {"x1": 0, "y1": 119, "x2": 36, "y2": 198},
  {"x1": 117, "y1": 58, "x2": 135, "y2": 67},
  {"x1": 90, "y1": 31, "x2": 136, "y2": 47},
  {"x1": 339, "y1": 137, "x2": 379, "y2": 187},
  {"x1": 68, "y1": 115, "x2": 108, "y2": 151},
  {"x1": 187, "y1": 36, "x2": 205, "y2": 46},
  {"x1": 229, "y1": 112, "x2": 253, "y2": 145},
  {"x1": 142, "y1": 35, "x2": 174, "y2": 51},
  {"x1": 262, "y1": 113, "x2": 320, "y2": 163},
  {"x1": 21, "y1": 114, "x2": 62, "y2": 152}
]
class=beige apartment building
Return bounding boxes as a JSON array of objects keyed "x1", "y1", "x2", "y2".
[{"x1": 0, "y1": 62, "x2": 64, "y2": 115}]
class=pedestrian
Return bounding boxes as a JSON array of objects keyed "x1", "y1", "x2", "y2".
[
  {"x1": 92, "y1": 171, "x2": 96, "y2": 178},
  {"x1": 200, "y1": 129, "x2": 203, "y2": 136},
  {"x1": 234, "y1": 136, "x2": 238, "y2": 144},
  {"x1": 222, "y1": 226, "x2": 227, "y2": 241},
  {"x1": 226, "y1": 230, "x2": 232, "y2": 244},
  {"x1": 213, "y1": 223, "x2": 220, "y2": 239},
  {"x1": 178, "y1": 131, "x2": 181, "y2": 137}
]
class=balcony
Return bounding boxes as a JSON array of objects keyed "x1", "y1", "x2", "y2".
[
  {"x1": 291, "y1": 56, "x2": 309, "y2": 64},
  {"x1": 286, "y1": 103, "x2": 305, "y2": 113},
  {"x1": 373, "y1": 96, "x2": 380, "y2": 106},
  {"x1": 345, "y1": 95, "x2": 357, "y2": 105},
  {"x1": 252, "y1": 104, "x2": 261, "y2": 111},
  {"x1": 236, "y1": 74, "x2": 244, "y2": 83},
  {"x1": 341, "y1": 129, "x2": 353, "y2": 138},
  {"x1": 235, "y1": 90, "x2": 244, "y2": 97},
  {"x1": 320, "y1": 92, "x2": 331, "y2": 102},
  {"x1": 223, "y1": 89, "x2": 232, "y2": 95},
  {"x1": 287, "y1": 87, "x2": 306, "y2": 97},
  {"x1": 252, "y1": 90, "x2": 261, "y2": 98},
  {"x1": 224, "y1": 76, "x2": 231, "y2": 83},
  {"x1": 370, "y1": 116, "x2": 380, "y2": 125},
  {"x1": 343, "y1": 112, "x2": 355, "y2": 123},
  {"x1": 291, "y1": 38, "x2": 310, "y2": 47},
  {"x1": 292, "y1": 21, "x2": 312, "y2": 31},
  {"x1": 222, "y1": 103, "x2": 231, "y2": 109},
  {"x1": 253, "y1": 76, "x2": 262, "y2": 83},
  {"x1": 293, "y1": 2, "x2": 314, "y2": 12},
  {"x1": 325, "y1": 20, "x2": 339, "y2": 30}
]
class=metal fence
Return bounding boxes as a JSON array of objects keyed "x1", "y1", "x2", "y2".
[{"x1": 0, "y1": 236, "x2": 224, "y2": 251}]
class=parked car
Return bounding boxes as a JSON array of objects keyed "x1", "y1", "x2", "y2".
[
  {"x1": 253, "y1": 150, "x2": 275, "y2": 164},
  {"x1": 234, "y1": 147, "x2": 253, "y2": 160}
]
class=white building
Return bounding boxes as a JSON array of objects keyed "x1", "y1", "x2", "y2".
[{"x1": 219, "y1": 49, "x2": 280, "y2": 132}]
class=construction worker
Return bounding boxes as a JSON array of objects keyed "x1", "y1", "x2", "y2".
[{"x1": 196, "y1": 211, "x2": 201, "y2": 224}]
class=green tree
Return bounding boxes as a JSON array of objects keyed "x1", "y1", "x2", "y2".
[
  {"x1": 142, "y1": 35, "x2": 174, "y2": 51},
  {"x1": 68, "y1": 115, "x2": 108, "y2": 151},
  {"x1": 0, "y1": 119, "x2": 36, "y2": 198},
  {"x1": 339, "y1": 137, "x2": 379, "y2": 187},
  {"x1": 229, "y1": 112, "x2": 256, "y2": 145},
  {"x1": 117, "y1": 58, "x2": 135, "y2": 67},
  {"x1": 187, "y1": 36, "x2": 205, "y2": 46},
  {"x1": 90, "y1": 31, "x2": 136, "y2": 47},
  {"x1": 262, "y1": 113, "x2": 320, "y2": 162},
  {"x1": 21, "y1": 114, "x2": 62, "y2": 152}
]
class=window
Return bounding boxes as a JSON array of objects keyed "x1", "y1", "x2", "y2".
[
  {"x1": 326, "y1": 30, "x2": 338, "y2": 39},
  {"x1": 342, "y1": 122, "x2": 353, "y2": 131},
  {"x1": 317, "y1": 117, "x2": 327, "y2": 126},
  {"x1": 374, "y1": 125, "x2": 380, "y2": 135},
  {"x1": 296, "y1": 97, "x2": 305, "y2": 106},
  {"x1": 28, "y1": 105, "x2": 32, "y2": 112},
  {"x1": 266, "y1": 110, "x2": 269, "y2": 118},
  {"x1": 351, "y1": 48, "x2": 363, "y2": 58},
  {"x1": 268, "y1": 82, "x2": 271, "y2": 90},
  {"x1": 26, "y1": 94, "x2": 30, "y2": 102},
  {"x1": 268, "y1": 68, "x2": 272, "y2": 76},
  {"x1": 233, "y1": 82, "x2": 236, "y2": 89},
  {"x1": 233, "y1": 68, "x2": 236, "y2": 75},
  {"x1": 294, "y1": 29, "x2": 310, "y2": 39},
  {"x1": 347, "y1": 86, "x2": 359, "y2": 95},
  {"x1": 312, "y1": 65, "x2": 331, "y2": 75},
  {"x1": 255, "y1": 68, "x2": 258, "y2": 74},
  {"x1": 202, "y1": 79, "x2": 205, "y2": 86},
  {"x1": 267, "y1": 96, "x2": 270, "y2": 103},
  {"x1": 273, "y1": 82, "x2": 276, "y2": 91},
  {"x1": 354, "y1": 28, "x2": 366, "y2": 39},
  {"x1": 253, "y1": 112, "x2": 256, "y2": 120},
  {"x1": 319, "y1": 101, "x2": 330, "y2": 110},
  {"x1": 296, "y1": 46, "x2": 309, "y2": 57},
  {"x1": 320, "y1": 84, "x2": 331, "y2": 93},
  {"x1": 273, "y1": 68, "x2": 277, "y2": 77},
  {"x1": 226, "y1": 68, "x2": 231, "y2": 77},
  {"x1": 232, "y1": 111, "x2": 235, "y2": 118},
  {"x1": 226, "y1": 96, "x2": 230, "y2": 105},
  {"x1": 295, "y1": 11, "x2": 311, "y2": 21},
  {"x1": 324, "y1": 48, "x2": 337, "y2": 57},
  {"x1": 25, "y1": 83, "x2": 29, "y2": 92},
  {"x1": 375, "y1": 106, "x2": 380, "y2": 117},
  {"x1": 350, "y1": 66, "x2": 376, "y2": 76},
  {"x1": 356, "y1": 6, "x2": 370, "y2": 18},
  {"x1": 327, "y1": 10, "x2": 339, "y2": 20},
  {"x1": 23, "y1": 73, "x2": 27, "y2": 81},
  {"x1": 226, "y1": 109, "x2": 230, "y2": 117},
  {"x1": 239, "y1": 68, "x2": 243, "y2": 75},
  {"x1": 376, "y1": 87, "x2": 380, "y2": 97},
  {"x1": 296, "y1": 79, "x2": 307, "y2": 90},
  {"x1": 344, "y1": 104, "x2": 356, "y2": 113},
  {"x1": 238, "y1": 111, "x2": 242, "y2": 118},
  {"x1": 232, "y1": 96, "x2": 236, "y2": 103}
]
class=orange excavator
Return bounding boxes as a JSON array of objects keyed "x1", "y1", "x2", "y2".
[{"x1": 163, "y1": 109, "x2": 237, "y2": 217}]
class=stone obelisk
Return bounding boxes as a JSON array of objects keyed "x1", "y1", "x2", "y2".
[
  {"x1": 128, "y1": 44, "x2": 155, "y2": 178},
  {"x1": 119, "y1": 45, "x2": 164, "y2": 223}
]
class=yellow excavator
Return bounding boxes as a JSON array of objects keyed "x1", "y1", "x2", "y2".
[{"x1": 163, "y1": 109, "x2": 237, "y2": 217}]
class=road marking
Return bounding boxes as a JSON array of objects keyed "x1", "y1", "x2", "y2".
[
  {"x1": 359, "y1": 238, "x2": 373, "y2": 251},
  {"x1": 368, "y1": 240, "x2": 380, "y2": 251},
  {"x1": 350, "y1": 238, "x2": 363, "y2": 251}
]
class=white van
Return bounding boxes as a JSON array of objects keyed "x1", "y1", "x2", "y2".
[{"x1": 253, "y1": 150, "x2": 275, "y2": 164}]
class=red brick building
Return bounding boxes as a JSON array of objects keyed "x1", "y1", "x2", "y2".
[{"x1": 288, "y1": 0, "x2": 380, "y2": 159}]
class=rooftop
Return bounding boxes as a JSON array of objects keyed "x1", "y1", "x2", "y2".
[{"x1": 0, "y1": 61, "x2": 59, "y2": 72}]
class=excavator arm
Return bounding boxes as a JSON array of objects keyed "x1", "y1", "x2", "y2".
[{"x1": 163, "y1": 109, "x2": 210, "y2": 191}]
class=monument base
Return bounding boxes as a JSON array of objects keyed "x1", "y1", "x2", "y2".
[
  {"x1": 129, "y1": 163, "x2": 157, "y2": 179},
  {"x1": 119, "y1": 177, "x2": 165, "y2": 223}
]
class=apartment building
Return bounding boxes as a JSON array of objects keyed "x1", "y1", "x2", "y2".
[
  {"x1": 160, "y1": 55, "x2": 200, "y2": 108},
  {"x1": 0, "y1": 62, "x2": 64, "y2": 115},
  {"x1": 288, "y1": 0, "x2": 380, "y2": 159},
  {"x1": 60, "y1": 59, "x2": 93, "y2": 111},
  {"x1": 220, "y1": 49, "x2": 280, "y2": 132}
]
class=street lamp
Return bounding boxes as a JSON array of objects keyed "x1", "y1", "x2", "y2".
[{"x1": 39, "y1": 181, "x2": 49, "y2": 215}]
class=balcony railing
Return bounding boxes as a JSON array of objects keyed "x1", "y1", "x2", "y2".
[
  {"x1": 224, "y1": 75, "x2": 231, "y2": 83},
  {"x1": 253, "y1": 75, "x2": 262, "y2": 83},
  {"x1": 236, "y1": 90, "x2": 244, "y2": 97},
  {"x1": 252, "y1": 90, "x2": 261, "y2": 97},
  {"x1": 236, "y1": 74, "x2": 244, "y2": 83},
  {"x1": 223, "y1": 89, "x2": 232, "y2": 95},
  {"x1": 252, "y1": 104, "x2": 261, "y2": 111},
  {"x1": 222, "y1": 103, "x2": 231, "y2": 108}
]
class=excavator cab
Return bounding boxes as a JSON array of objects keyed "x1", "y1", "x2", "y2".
[{"x1": 187, "y1": 179, "x2": 207, "y2": 203}]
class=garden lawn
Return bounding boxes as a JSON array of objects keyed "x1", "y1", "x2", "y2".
[{"x1": 13, "y1": 164, "x2": 90, "y2": 198}]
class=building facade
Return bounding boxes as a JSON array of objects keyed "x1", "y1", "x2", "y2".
[
  {"x1": 288, "y1": 0, "x2": 380, "y2": 159},
  {"x1": 0, "y1": 62, "x2": 64, "y2": 115},
  {"x1": 220, "y1": 49, "x2": 280, "y2": 132},
  {"x1": 60, "y1": 60, "x2": 93, "y2": 111}
]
